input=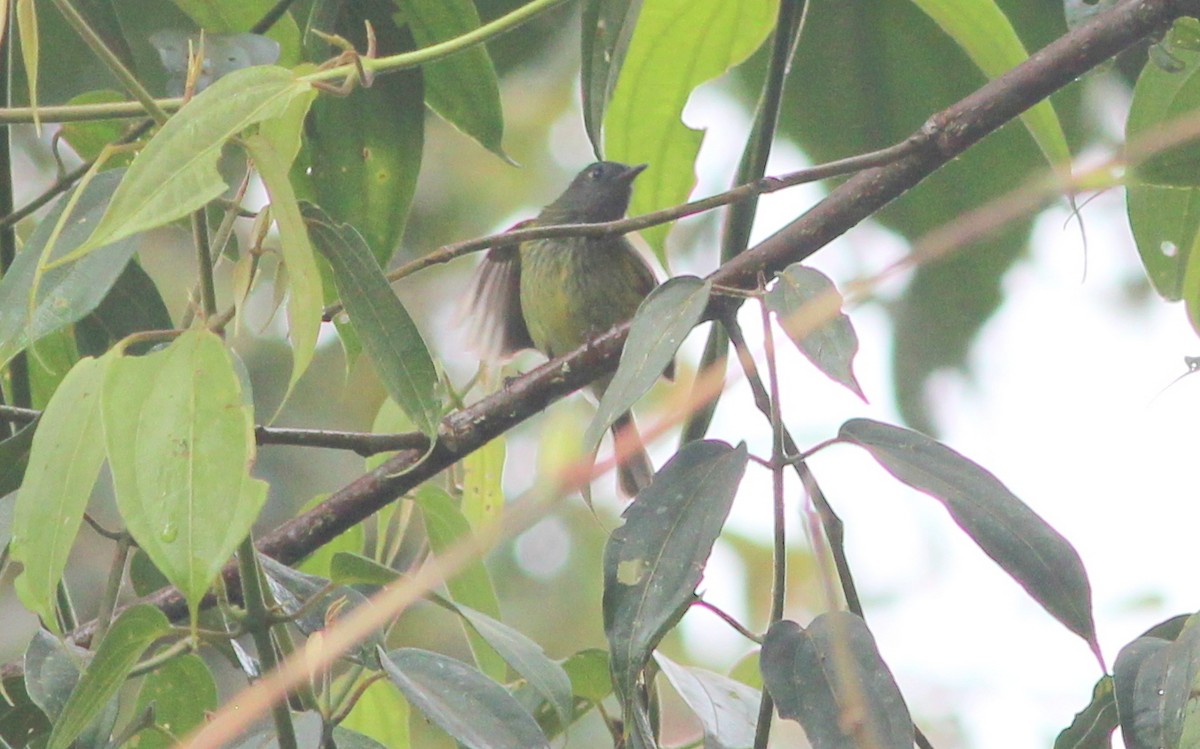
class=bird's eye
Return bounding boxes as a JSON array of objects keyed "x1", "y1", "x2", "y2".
[{"x1": 588, "y1": 165, "x2": 604, "y2": 180}]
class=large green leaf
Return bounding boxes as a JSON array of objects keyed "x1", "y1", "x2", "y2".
[
  {"x1": 130, "y1": 654, "x2": 218, "y2": 749},
  {"x1": 304, "y1": 203, "x2": 442, "y2": 437},
  {"x1": 11, "y1": 356, "x2": 108, "y2": 632},
  {"x1": 604, "y1": 0, "x2": 778, "y2": 258},
  {"x1": 603, "y1": 440, "x2": 747, "y2": 749},
  {"x1": 760, "y1": 614, "x2": 914, "y2": 749},
  {"x1": 397, "y1": 0, "x2": 507, "y2": 159},
  {"x1": 0, "y1": 170, "x2": 138, "y2": 369},
  {"x1": 102, "y1": 330, "x2": 269, "y2": 621},
  {"x1": 1113, "y1": 613, "x2": 1200, "y2": 749},
  {"x1": 75, "y1": 65, "x2": 313, "y2": 255},
  {"x1": 656, "y1": 652, "x2": 760, "y2": 749},
  {"x1": 838, "y1": 418, "x2": 1101, "y2": 663},
  {"x1": 302, "y1": 12, "x2": 423, "y2": 265},
  {"x1": 1127, "y1": 28, "x2": 1200, "y2": 188},
  {"x1": 379, "y1": 648, "x2": 550, "y2": 749},
  {"x1": 47, "y1": 606, "x2": 171, "y2": 749}
]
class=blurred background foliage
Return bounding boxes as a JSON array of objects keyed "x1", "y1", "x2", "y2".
[{"x1": 0, "y1": 0, "x2": 1160, "y2": 745}]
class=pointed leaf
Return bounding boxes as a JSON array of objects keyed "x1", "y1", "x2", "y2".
[
  {"x1": 102, "y1": 330, "x2": 269, "y2": 621},
  {"x1": 0, "y1": 169, "x2": 138, "y2": 369},
  {"x1": 131, "y1": 654, "x2": 218, "y2": 749},
  {"x1": 11, "y1": 356, "x2": 108, "y2": 631},
  {"x1": 77, "y1": 66, "x2": 313, "y2": 254},
  {"x1": 910, "y1": 0, "x2": 1068, "y2": 167},
  {"x1": 378, "y1": 647, "x2": 549, "y2": 749},
  {"x1": 400, "y1": 0, "x2": 507, "y2": 159},
  {"x1": 584, "y1": 276, "x2": 710, "y2": 454},
  {"x1": 245, "y1": 133, "x2": 325, "y2": 399},
  {"x1": 656, "y1": 652, "x2": 760, "y2": 749},
  {"x1": 603, "y1": 440, "x2": 747, "y2": 747},
  {"x1": 1128, "y1": 27, "x2": 1200, "y2": 187},
  {"x1": 16, "y1": 0, "x2": 37, "y2": 131},
  {"x1": 580, "y1": 0, "x2": 640, "y2": 154},
  {"x1": 304, "y1": 203, "x2": 441, "y2": 437},
  {"x1": 765, "y1": 264, "x2": 864, "y2": 399},
  {"x1": 47, "y1": 605, "x2": 170, "y2": 749},
  {"x1": 760, "y1": 614, "x2": 914, "y2": 749},
  {"x1": 604, "y1": 0, "x2": 777, "y2": 256},
  {"x1": 259, "y1": 554, "x2": 384, "y2": 669},
  {"x1": 1126, "y1": 182, "x2": 1200, "y2": 302},
  {"x1": 1054, "y1": 675, "x2": 1116, "y2": 749},
  {"x1": 838, "y1": 418, "x2": 1100, "y2": 661}
]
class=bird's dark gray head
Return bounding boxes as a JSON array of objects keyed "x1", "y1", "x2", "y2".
[{"x1": 541, "y1": 161, "x2": 647, "y2": 222}]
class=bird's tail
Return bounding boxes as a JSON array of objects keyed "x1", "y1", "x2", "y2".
[{"x1": 612, "y1": 411, "x2": 654, "y2": 498}]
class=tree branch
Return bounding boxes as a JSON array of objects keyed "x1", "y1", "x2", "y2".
[{"x1": 23, "y1": 0, "x2": 1196, "y2": 662}]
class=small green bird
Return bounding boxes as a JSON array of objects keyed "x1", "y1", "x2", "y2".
[{"x1": 467, "y1": 161, "x2": 671, "y2": 496}]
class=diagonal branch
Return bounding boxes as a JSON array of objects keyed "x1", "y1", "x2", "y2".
[{"x1": 28, "y1": 0, "x2": 1198, "y2": 658}]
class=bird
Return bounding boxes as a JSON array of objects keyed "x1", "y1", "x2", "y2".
[{"x1": 466, "y1": 161, "x2": 672, "y2": 496}]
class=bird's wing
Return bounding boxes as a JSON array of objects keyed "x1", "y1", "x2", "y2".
[{"x1": 462, "y1": 220, "x2": 536, "y2": 361}]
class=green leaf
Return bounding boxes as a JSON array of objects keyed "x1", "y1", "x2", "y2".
[
  {"x1": 656, "y1": 652, "x2": 760, "y2": 749},
  {"x1": 24, "y1": 630, "x2": 83, "y2": 723},
  {"x1": 259, "y1": 554, "x2": 384, "y2": 669},
  {"x1": 462, "y1": 437, "x2": 505, "y2": 529},
  {"x1": 584, "y1": 276, "x2": 710, "y2": 454},
  {"x1": 130, "y1": 654, "x2": 217, "y2": 749},
  {"x1": 60, "y1": 90, "x2": 139, "y2": 166},
  {"x1": 760, "y1": 614, "x2": 914, "y2": 749},
  {"x1": 1127, "y1": 183, "x2": 1200, "y2": 301},
  {"x1": 330, "y1": 551, "x2": 401, "y2": 588},
  {"x1": 1128, "y1": 26, "x2": 1200, "y2": 187},
  {"x1": 561, "y1": 648, "x2": 612, "y2": 704},
  {"x1": 27, "y1": 327, "x2": 80, "y2": 410},
  {"x1": 47, "y1": 605, "x2": 171, "y2": 749},
  {"x1": 11, "y1": 356, "x2": 108, "y2": 632},
  {"x1": 304, "y1": 203, "x2": 442, "y2": 437},
  {"x1": 580, "y1": 0, "x2": 640, "y2": 156},
  {"x1": 102, "y1": 330, "x2": 269, "y2": 622},
  {"x1": 0, "y1": 417, "x2": 37, "y2": 500},
  {"x1": 909, "y1": 0, "x2": 1068, "y2": 167},
  {"x1": 413, "y1": 485, "x2": 505, "y2": 681},
  {"x1": 76, "y1": 66, "x2": 312, "y2": 255},
  {"x1": 74, "y1": 259, "x2": 173, "y2": 358},
  {"x1": 296, "y1": 494, "x2": 365, "y2": 579},
  {"x1": 765, "y1": 264, "x2": 864, "y2": 399},
  {"x1": 604, "y1": 0, "x2": 777, "y2": 257},
  {"x1": 0, "y1": 674, "x2": 51, "y2": 749},
  {"x1": 244, "y1": 134, "x2": 325, "y2": 399},
  {"x1": 378, "y1": 648, "x2": 550, "y2": 749},
  {"x1": 0, "y1": 169, "x2": 139, "y2": 369},
  {"x1": 838, "y1": 418, "x2": 1101, "y2": 663},
  {"x1": 1054, "y1": 675, "x2": 1116, "y2": 749},
  {"x1": 331, "y1": 725, "x2": 392, "y2": 749},
  {"x1": 1112, "y1": 615, "x2": 1200, "y2": 749},
  {"x1": 603, "y1": 440, "x2": 748, "y2": 748},
  {"x1": 303, "y1": 15, "x2": 423, "y2": 265},
  {"x1": 397, "y1": 0, "x2": 507, "y2": 159}
]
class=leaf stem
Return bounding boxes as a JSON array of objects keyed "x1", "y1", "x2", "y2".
[
  {"x1": 192, "y1": 210, "x2": 219, "y2": 320},
  {"x1": 237, "y1": 537, "x2": 299, "y2": 749}
]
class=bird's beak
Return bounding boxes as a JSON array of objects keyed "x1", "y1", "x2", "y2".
[{"x1": 620, "y1": 163, "x2": 649, "y2": 183}]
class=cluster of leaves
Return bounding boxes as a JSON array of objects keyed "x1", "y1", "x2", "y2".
[{"x1": 0, "y1": 0, "x2": 1199, "y2": 748}]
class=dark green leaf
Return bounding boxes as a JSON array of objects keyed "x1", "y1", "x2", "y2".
[
  {"x1": 760, "y1": 614, "x2": 914, "y2": 749},
  {"x1": 603, "y1": 440, "x2": 747, "y2": 748},
  {"x1": 580, "y1": 0, "x2": 640, "y2": 155},
  {"x1": 47, "y1": 605, "x2": 171, "y2": 749},
  {"x1": 656, "y1": 652, "x2": 760, "y2": 749},
  {"x1": 303, "y1": 14, "x2": 422, "y2": 265},
  {"x1": 24, "y1": 631, "x2": 83, "y2": 723},
  {"x1": 378, "y1": 647, "x2": 550, "y2": 749},
  {"x1": 584, "y1": 276, "x2": 710, "y2": 454},
  {"x1": 0, "y1": 418, "x2": 37, "y2": 499},
  {"x1": 74, "y1": 260, "x2": 172, "y2": 359},
  {"x1": 331, "y1": 726, "x2": 390, "y2": 749},
  {"x1": 258, "y1": 554, "x2": 384, "y2": 669},
  {"x1": 304, "y1": 202, "x2": 442, "y2": 437},
  {"x1": 399, "y1": 0, "x2": 507, "y2": 159},
  {"x1": 765, "y1": 264, "x2": 864, "y2": 399},
  {"x1": 329, "y1": 551, "x2": 400, "y2": 588},
  {"x1": 1054, "y1": 675, "x2": 1116, "y2": 749},
  {"x1": 131, "y1": 654, "x2": 218, "y2": 749},
  {"x1": 838, "y1": 418, "x2": 1100, "y2": 663},
  {"x1": 1114, "y1": 613, "x2": 1200, "y2": 749},
  {"x1": 0, "y1": 675, "x2": 51, "y2": 749},
  {"x1": 0, "y1": 170, "x2": 138, "y2": 368}
]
